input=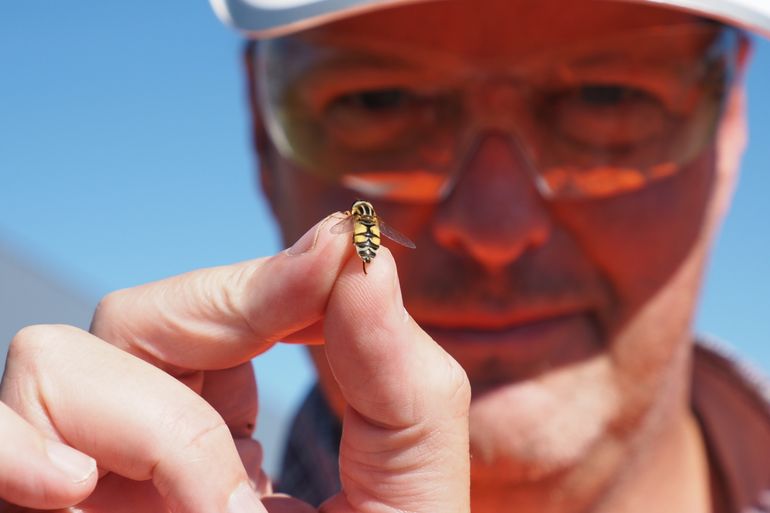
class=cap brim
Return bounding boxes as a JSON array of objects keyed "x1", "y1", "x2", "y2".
[{"x1": 210, "y1": 0, "x2": 770, "y2": 38}]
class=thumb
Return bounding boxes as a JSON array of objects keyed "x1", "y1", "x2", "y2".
[{"x1": 322, "y1": 248, "x2": 470, "y2": 513}]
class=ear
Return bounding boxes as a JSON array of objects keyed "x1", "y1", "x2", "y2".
[
  {"x1": 736, "y1": 30, "x2": 752, "y2": 75},
  {"x1": 243, "y1": 40, "x2": 279, "y2": 217},
  {"x1": 709, "y1": 33, "x2": 752, "y2": 230}
]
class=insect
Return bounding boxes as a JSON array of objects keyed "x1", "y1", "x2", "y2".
[{"x1": 331, "y1": 200, "x2": 416, "y2": 274}]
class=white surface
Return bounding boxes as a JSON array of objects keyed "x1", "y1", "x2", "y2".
[{"x1": 209, "y1": 0, "x2": 770, "y2": 38}]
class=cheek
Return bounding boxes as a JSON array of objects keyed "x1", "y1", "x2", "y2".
[
  {"x1": 551, "y1": 148, "x2": 717, "y2": 318},
  {"x1": 498, "y1": 150, "x2": 721, "y2": 476},
  {"x1": 537, "y1": 152, "x2": 718, "y2": 471}
]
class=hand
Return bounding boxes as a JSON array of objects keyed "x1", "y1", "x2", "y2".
[{"x1": 0, "y1": 216, "x2": 470, "y2": 513}]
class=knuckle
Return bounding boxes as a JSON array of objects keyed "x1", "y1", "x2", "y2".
[
  {"x1": 426, "y1": 354, "x2": 471, "y2": 418},
  {"x1": 9, "y1": 324, "x2": 73, "y2": 361},
  {"x1": 92, "y1": 290, "x2": 122, "y2": 324},
  {"x1": 160, "y1": 400, "x2": 231, "y2": 460},
  {"x1": 179, "y1": 419, "x2": 232, "y2": 456},
  {"x1": 150, "y1": 401, "x2": 238, "y2": 504},
  {"x1": 216, "y1": 264, "x2": 259, "y2": 337},
  {"x1": 5, "y1": 325, "x2": 84, "y2": 389},
  {"x1": 90, "y1": 290, "x2": 129, "y2": 340},
  {"x1": 446, "y1": 358, "x2": 472, "y2": 414},
  {"x1": 230, "y1": 259, "x2": 284, "y2": 343}
]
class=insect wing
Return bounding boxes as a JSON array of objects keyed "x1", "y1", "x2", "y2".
[
  {"x1": 330, "y1": 214, "x2": 355, "y2": 235},
  {"x1": 379, "y1": 218, "x2": 416, "y2": 249}
]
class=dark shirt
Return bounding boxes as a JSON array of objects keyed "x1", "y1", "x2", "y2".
[{"x1": 277, "y1": 339, "x2": 770, "y2": 512}]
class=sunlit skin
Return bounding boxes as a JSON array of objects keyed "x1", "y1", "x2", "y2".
[{"x1": 250, "y1": 1, "x2": 749, "y2": 511}]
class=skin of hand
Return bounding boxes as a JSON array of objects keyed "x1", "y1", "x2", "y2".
[{"x1": 0, "y1": 216, "x2": 470, "y2": 513}]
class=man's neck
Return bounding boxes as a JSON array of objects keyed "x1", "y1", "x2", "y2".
[
  {"x1": 470, "y1": 410, "x2": 711, "y2": 513},
  {"x1": 594, "y1": 410, "x2": 711, "y2": 513}
]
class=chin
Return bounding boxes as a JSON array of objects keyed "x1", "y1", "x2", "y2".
[{"x1": 465, "y1": 354, "x2": 622, "y2": 484}]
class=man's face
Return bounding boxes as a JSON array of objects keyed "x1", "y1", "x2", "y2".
[{"x1": 251, "y1": 0, "x2": 746, "y2": 493}]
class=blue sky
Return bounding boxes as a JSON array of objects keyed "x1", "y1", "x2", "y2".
[{"x1": 1, "y1": 1, "x2": 769, "y2": 456}]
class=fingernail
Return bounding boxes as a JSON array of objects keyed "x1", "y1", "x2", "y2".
[
  {"x1": 45, "y1": 439, "x2": 96, "y2": 484},
  {"x1": 286, "y1": 220, "x2": 323, "y2": 256},
  {"x1": 228, "y1": 482, "x2": 266, "y2": 513}
]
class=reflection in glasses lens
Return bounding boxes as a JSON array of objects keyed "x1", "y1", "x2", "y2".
[{"x1": 256, "y1": 23, "x2": 742, "y2": 202}]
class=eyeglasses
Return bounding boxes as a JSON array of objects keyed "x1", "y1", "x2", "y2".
[{"x1": 254, "y1": 23, "x2": 743, "y2": 202}]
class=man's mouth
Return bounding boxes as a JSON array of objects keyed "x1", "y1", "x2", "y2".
[{"x1": 418, "y1": 311, "x2": 603, "y2": 388}]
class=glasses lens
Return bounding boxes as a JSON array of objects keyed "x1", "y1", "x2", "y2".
[
  {"x1": 529, "y1": 24, "x2": 736, "y2": 198},
  {"x1": 257, "y1": 23, "x2": 738, "y2": 202}
]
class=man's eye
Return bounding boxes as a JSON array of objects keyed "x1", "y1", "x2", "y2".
[
  {"x1": 321, "y1": 88, "x2": 424, "y2": 150},
  {"x1": 335, "y1": 88, "x2": 410, "y2": 111},
  {"x1": 578, "y1": 84, "x2": 643, "y2": 106},
  {"x1": 544, "y1": 84, "x2": 668, "y2": 148}
]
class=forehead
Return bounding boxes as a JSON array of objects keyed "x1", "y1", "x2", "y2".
[{"x1": 286, "y1": 0, "x2": 701, "y2": 60}]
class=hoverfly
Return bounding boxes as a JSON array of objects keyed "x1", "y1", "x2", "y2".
[{"x1": 331, "y1": 200, "x2": 416, "y2": 274}]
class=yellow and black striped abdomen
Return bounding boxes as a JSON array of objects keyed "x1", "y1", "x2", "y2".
[{"x1": 353, "y1": 215, "x2": 381, "y2": 263}]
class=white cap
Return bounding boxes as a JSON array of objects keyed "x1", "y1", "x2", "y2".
[{"x1": 210, "y1": 0, "x2": 770, "y2": 38}]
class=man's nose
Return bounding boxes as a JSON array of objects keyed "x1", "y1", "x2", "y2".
[{"x1": 431, "y1": 133, "x2": 552, "y2": 271}]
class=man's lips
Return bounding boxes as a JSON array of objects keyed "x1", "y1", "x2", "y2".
[
  {"x1": 414, "y1": 305, "x2": 596, "y2": 331},
  {"x1": 417, "y1": 311, "x2": 603, "y2": 386}
]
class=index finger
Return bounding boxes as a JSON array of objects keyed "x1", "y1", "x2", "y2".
[{"x1": 90, "y1": 214, "x2": 351, "y2": 373}]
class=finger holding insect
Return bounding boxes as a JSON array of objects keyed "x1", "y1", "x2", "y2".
[
  {"x1": 89, "y1": 203, "x2": 407, "y2": 373},
  {"x1": 89, "y1": 214, "x2": 354, "y2": 373},
  {"x1": 330, "y1": 214, "x2": 354, "y2": 235},
  {"x1": 321, "y1": 245, "x2": 470, "y2": 513},
  {"x1": 251, "y1": 202, "x2": 412, "y2": 343}
]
